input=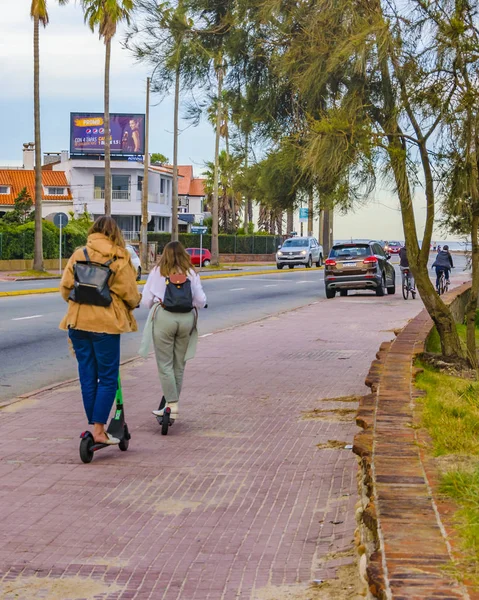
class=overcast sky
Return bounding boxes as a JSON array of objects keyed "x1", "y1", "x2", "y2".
[{"x1": 0, "y1": 0, "x2": 449, "y2": 240}]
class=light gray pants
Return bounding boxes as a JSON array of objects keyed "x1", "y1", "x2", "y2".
[{"x1": 152, "y1": 308, "x2": 195, "y2": 403}]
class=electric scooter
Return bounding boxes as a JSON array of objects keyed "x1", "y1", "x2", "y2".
[
  {"x1": 155, "y1": 396, "x2": 174, "y2": 435},
  {"x1": 79, "y1": 376, "x2": 131, "y2": 463}
]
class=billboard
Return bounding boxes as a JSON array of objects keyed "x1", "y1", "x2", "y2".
[
  {"x1": 70, "y1": 113, "x2": 145, "y2": 155},
  {"x1": 299, "y1": 207, "x2": 309, "y2": 222}
]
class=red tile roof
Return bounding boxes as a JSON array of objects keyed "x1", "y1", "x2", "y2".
[
  {"x1": 177, "y1": 165, "x2": 206, "y2": 197},
  {"x1": 0, "y1": 169, "x2": 72, "y2": 205}
]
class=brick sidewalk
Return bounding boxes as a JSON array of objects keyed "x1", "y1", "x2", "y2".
[{"x1": 0, "y1": 294, "x2": 427, "y2": 600}]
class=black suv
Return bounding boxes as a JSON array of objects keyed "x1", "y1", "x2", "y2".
[{"x1": 324, "y1": 241, "x2": 396, "y2": 298}]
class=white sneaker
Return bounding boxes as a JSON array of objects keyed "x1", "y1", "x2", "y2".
[{"x1": 152, "y1": 403, "x2": 179, "y2": 417}]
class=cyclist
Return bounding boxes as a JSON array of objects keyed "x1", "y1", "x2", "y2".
[
  {"x1": 432, "y1": 244, "x2": 454, "y2": 292},
  {"x1": 399, "y1": 244, "x2": 415, "y2": 292}
]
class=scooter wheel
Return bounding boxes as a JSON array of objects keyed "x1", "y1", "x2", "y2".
[
  {"x1": 80, "y1": 436, "x2": 94, "y2": 464},
  {"x1": 161, "y1": 408, "x2": 170, "y2": 436},
  {"x1": 119, "y1": 424, "x2": 130, "y2": 451}
]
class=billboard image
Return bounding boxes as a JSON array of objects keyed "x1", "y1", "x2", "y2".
[{"x1": 70, "y1": 113, "x2": 145, "y2": 155}]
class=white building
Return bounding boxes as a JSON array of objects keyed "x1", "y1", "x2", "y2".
[{"x1": 48, "y1": 152, "x2": 173, "y2": 239}]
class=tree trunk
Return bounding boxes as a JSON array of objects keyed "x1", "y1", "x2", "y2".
[
  {"x1": 329, "y1": 207, "x2": 334, "y2": 249},
  {"x1": 318, "y1": 209, "x2": 324, "y2": 246},
  {"x1": 140, "y1": 77, "x2": 150, "y2": 271},
  {"x1": 387, "y1": 138, "x2": 465, "y2": 358},
  {"x1": 33, "y1": 16, "x2": 44, "y2": 272},
  {"x1": 172, "y1": 66, "x2": 180, "y2": 241},
  {"x1": 243, "y1": 131, "x2": 249, "y2": 228},
  {"x1": 104, "y1": 38, "x2": 112, "y2": 216},
  {"x1": 322, "y1": 209, "x2": 331, "y2": 256},
  {"x1": 308, "y1": 188, "x2": 314, "y2": 236},
  {"x1": 287, "y1": 208, "x2": 294, "y2": 235},
  {"x1": 211, "y1": 66, "x2": 223, "y2": 266},
  {"x1": 466, "y1": 214, "x2": 479, "y2": 368}
]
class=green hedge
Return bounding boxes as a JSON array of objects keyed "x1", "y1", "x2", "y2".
[
  {"x1": 0, "y1": 221, "x2": 88, "y2": 260},
  {"x1": 147, "y1": 233, "x2": 283, "y2": 254}
]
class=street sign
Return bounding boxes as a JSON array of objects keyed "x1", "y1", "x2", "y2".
[
  {"x1": 53, "y1": 212, "x2": 69, "y2": 227},
  {"x1": 299, "y1": 208, "x2": 309, "y2": 222},
  {"x1": 191, "y1": 226, "x2": 208, "y2": 234}
]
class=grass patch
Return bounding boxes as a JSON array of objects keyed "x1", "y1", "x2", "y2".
[
  {"x1": 416, "y1": 360, "x2": 479, "y2": 585},
  {"x1": 416, "y1": 365, "x2": 479, "y2": 456},
  {"x1": 15, "y1": 270, "x2": 56, "y2": 278},
  {"x1": 426, "y1": 319, "x2": 479, "y2": 354},
  {"x1": 440, "y1": 468, "x2": 479, "y2": 577}
]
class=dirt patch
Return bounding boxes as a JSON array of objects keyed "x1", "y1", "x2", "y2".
[
  {"x1": 420, "y1": 352, "x2": 476, "y2": 379},
  {"x1": 302, "y1": 408, "x2": 357, "y2": 422},
  {"x1": 316, "y1": 440, "x2": 349, "y2": 450},
  {"x1": 253, "y1": 563, "x2": 366, "y2": 600},
  {"x1": 434, "y1": 454, "x2": 479, "y2": 475},
  {"x1": 0, "y1": 575, "x2": 120, "y2": 600},
  {"x1": 1, "y1": 397, "x2": 39, "y2": 413}
]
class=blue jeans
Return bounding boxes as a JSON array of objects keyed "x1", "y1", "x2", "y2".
[
  {"x1": 68, "y1": 329, "x2": 120, "y2": 425},
  {"x1": 435, "y1": 267, "x2": 450, "y2": 289}
]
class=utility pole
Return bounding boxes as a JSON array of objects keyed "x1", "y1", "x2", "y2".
[{"x1": 140, "y1": 76, "x2": 150, "y2": 271}]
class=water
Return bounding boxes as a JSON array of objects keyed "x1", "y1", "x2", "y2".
[{"x1": 334, "y1": 239, "x2": 471, "y2": 252}]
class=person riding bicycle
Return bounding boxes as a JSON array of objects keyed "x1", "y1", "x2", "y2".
[
  {"x1": 432, "y1": 244, "x2": 454, "y2": 291},
  {"x1": 399, "y1": 244, "x2": 415, "y2": 292}
]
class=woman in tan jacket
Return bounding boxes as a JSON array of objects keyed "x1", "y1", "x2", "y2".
[{"x1": 60, "y1": 217, "x2": 141, "y2": 445}]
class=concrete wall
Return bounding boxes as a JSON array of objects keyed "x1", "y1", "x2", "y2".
[{"x1": 0, "y1": 258, "x2": 68, "y2": 271}]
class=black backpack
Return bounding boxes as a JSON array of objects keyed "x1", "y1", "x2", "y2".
[
  {"x1": 162, "y1": 273, "x2": 193, "y2": 313},
  {"x1": 69, "y1": 248, "x2": 116, "y2": 307}
]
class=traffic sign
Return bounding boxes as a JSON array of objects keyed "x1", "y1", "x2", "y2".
[
  {"x1": 191, "y1": 226, "x2": 207, "y2": 234},
  {"x1": 53, "y1": 212, "x2": 69, "y2": 227},
  {"x1": 299, "y1": 208, "x2": 309, "y2": 222}
]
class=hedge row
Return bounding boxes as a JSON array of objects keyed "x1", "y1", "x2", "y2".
[
  {"x1": 0, "y1": 222, "x2": 88, "y2": 260},
  {"x1": 147, "y1": 233, "x2": 284, "y2": 254}
]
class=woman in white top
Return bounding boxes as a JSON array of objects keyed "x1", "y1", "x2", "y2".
[{"x1": 140, "y1": 241, "x2": 207, "y2": 418}]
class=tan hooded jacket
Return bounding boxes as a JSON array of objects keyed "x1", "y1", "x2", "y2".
[{"x1": 59, "y1": 233, "x2": 141, "y2": 334}]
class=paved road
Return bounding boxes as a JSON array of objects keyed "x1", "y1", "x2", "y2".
[
  {"x1": 0, "y1": 266, "x2": 278, "y2": 293},
  {"x1": 0, "y1": 256, "x2": 468, "y2": 403}
]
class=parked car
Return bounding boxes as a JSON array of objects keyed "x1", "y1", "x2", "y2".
[
  {"x1": 186, "y1": 248, "x2": 212, "y2": 267},
  {"x1": 126, "y1": 244, "x2": 142, "y2": 281},
  {"x1": 324, "y1": 241, "x2": 395, "y2": 298},
  {"x1": 276, "y1": 237, "x2": 323, "y2": 269},
  {"x1": 385, "y1": 241, "x2": 402, "y2": 254}
]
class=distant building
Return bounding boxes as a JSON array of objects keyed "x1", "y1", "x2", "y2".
[
  {"x1": 171, "y1": 165, "x2": 207, "y2": 232},
  {"x1": 0, "y1": 145, "x2": 72, "y2": 218}
]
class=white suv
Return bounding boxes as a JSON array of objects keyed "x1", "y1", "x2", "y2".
[{"x1": 276, "y1": 237, "x2": 324, "y2": 269}]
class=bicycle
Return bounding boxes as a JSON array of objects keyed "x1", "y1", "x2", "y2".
[
  {"x1": 401, "y1": 268, "x2": 416, "y2": 300},
  {"x1": 436, "y1": 269, "x2": 450, "y2": 296}
]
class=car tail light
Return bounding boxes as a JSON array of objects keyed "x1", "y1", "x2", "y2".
[
  {"x1": 325, "y1": 259, "x2": 336, "y2": 266},
  {"x1": 363, "y1": 256, "x2": 378, "y2": 264}
]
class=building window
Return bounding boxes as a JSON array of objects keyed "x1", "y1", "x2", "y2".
[
  {"x1": 94, "y1": 175, "x2": 130, "y2": 200},
  {"x1": 159, "y1": 217, "x2": 166, "y2": 231},
  {"x1": 47, "y1": 187, "x2": 65, "y2": 195},
  {"x1": 0, "y1": 186, "x2": 9, "y2": 194},
  {"x1": 160, "y1": 178, "x2": 165, "y2": 194},
  {"x1": 137, "y1": 175, "x2": 143, "y2": 192}
]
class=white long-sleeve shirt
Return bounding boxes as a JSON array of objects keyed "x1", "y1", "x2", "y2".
[{"x1": 141, "y1": 267, "x2": 207, "y2": 310}]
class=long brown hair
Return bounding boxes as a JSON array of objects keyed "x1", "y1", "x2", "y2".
[
  {"x1": 88, "y1": 216, "x2": 126, "y2": 249},
  {"x1": 158, "y1": 241, "x2": 194, "y2": 277}
]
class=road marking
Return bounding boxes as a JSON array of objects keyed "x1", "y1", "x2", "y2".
[
  {"x1": 264, "y1": 284, "x2": 279, "y2": 287},
  {"x1": 229, "y1": 288, "x2": 245, "y2": 291},
  {"x1": 12, "y1": 314, "x2": 43, "y2": 321},
  {"x1": 199, "y1": 333, "x2": 214, "y2": 338},
  {"x1": 296, "y1": 280, "x2": 315, "y2": 284}
]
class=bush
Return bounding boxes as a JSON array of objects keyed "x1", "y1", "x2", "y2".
[
  {"x1": 147, "y1": 233, "x2": 283, "y2": 254},
  {"x1": 0, "y1": 221, "x2": 58, "y2": 260}
]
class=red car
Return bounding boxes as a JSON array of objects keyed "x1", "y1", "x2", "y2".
[
  {"x1": 186, "y1": 248, "x2": 212, "y2": 267},
  {"x1": 385, "y1": 241, "x2": 402, "y2": 254}
]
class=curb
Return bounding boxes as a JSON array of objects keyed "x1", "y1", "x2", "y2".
[{"x1": 0, "y1": 266, "x2": 321, "y2": 298}]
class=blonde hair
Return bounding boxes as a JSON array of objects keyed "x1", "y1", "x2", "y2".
[
  {"x1": 89, "y1": 216, "x2": 126, "y2": 249},
  {"x1": 158, "y1": 241, "x2": 194, "y2": 277}
]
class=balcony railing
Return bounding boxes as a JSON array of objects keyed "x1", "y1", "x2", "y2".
[
  {"x1": 94, "y1": 189, "x2": 130, "y2": 201},
  {"x1": 122, "y1": 231, "x2": 140, "y2": 241}
]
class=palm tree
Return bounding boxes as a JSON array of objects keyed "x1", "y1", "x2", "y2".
[
  {"x1": 31, "y1": 0, "x2": 67, "y2": 271},
  {"x1": 81, "y1": 0, "x2": 134, "y2": 216}
]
